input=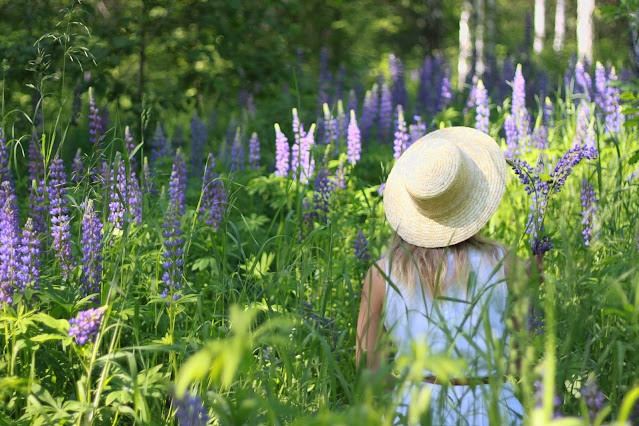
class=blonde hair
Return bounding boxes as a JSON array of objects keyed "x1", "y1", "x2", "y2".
[{"x1": 385, "y1": 233, "x2": 505, "y2": 298}]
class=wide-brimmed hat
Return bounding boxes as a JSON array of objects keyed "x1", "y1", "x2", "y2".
[{"x1": 383, "y1": 127, "x2": 507, "y2": 248}]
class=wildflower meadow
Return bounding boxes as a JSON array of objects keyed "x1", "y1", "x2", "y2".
[{"x1": 1, "y1": 1, "x2": 639, "y2": 425}]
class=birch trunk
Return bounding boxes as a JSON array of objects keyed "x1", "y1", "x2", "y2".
[
  {"x1": 576, "y1": 0, "x2": 594, "y2": 63},
  {"x1": 553, "y1": 0, "x2": 565, "y2": 51},
  {"x1": 475, "y1": 0, "x2": 486, "y2": 77},
  {"x1": 458, "y1": 0, "x2": 473, "y2": 90},
  {"x1": 533, "y1": 0, "x2": 545, "y2": 53}
]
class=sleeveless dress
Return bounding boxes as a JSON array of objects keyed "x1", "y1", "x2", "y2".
[{"x1": 383, "y1": 247, "x2": 524, "y2": 425}]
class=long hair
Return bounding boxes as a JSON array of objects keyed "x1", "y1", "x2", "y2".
[{"x1": 384, "y1": 233, "x2": 506, "y2": 298}]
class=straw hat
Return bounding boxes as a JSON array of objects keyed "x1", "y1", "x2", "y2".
[{"x1": 383, "y1": 127, "x2": 507, "y2": 248}]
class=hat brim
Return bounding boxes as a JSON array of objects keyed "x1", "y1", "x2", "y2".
[{"x1": 383, "y1": 127, "x2": 507, "y2": 248}]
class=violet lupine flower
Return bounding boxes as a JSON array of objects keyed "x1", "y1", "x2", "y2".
[
  {"x1": 101, "y1": 102, "x2": 110, "y2": 131},
  {"x1": 150, "y1": 124, "x2": 168, "y2": 167},
  {"x1": 582, "y1": 377, "x2": 605, "y2": 421},
  {"x1": 18, "y1": 218, "x2": 41, "y2": 293},
  {"x1": 604, "y1": 67, "x2": 625, "y2": 134},
  {"x1": 161, "y1": 202, "x2": 185, "y2": 301},
  {"x1": 474, "y1": 79, "x2": 490, "y2": 133},
  {"x1": 88, "y1": 87, "x2": 103, "y2": 148},
  {"x1": 512, "y1": 64, "x2": 531, "y2": 153},
  {"x1": 464, "y1": 76, "x2": 478, "y2": 117},
  {"x1": 80, "y1": 199, "x2": 103, "y2": 299},
  {"x1": 527, "y1": 306, "x2": 545, "y2": 335},
  {"x1": 378, "y1": 182, "x2": 386, "y2": 196},
  {"x1": 331, "y1": 157, "x2": 347, "y2": 190},
  {"x1": 354, "y1": 228, "x2": 371, "y2": 263},
  {"x1": 190, "y1": 112, "x2": 207, "y2": 177},
  {"x1": 574, "y1": 101, "x2": 596, "y2": 152},
  {"x1": 128, "y1": 171, "x2": 143, "y2": 226},
  {"x1": 248, "y1": 132, "x2": 261, "y2": 170},
  {"x1": 125, "y1": 126, "x2": 137, "y2": 170},
  {"x1": 408, "y1": 115, "x2": 426, "y2": 146},
  {"x1": 504, "y1": 115, "x2": 519, "y2": 159},
  {"x1": 292, "y1": 108, "x2": 302, "y2": 148},
  {"x1": 361, "y1": 86, "x2": 378, "y2": 142},
  {"x1": 439, "y1": 72, "x2": 452, "y2": 111},
  {"x1": 417, "y1": 56, "x2": 433, "y2": 114},
  {"x1": 336, "y1": 100, "x2": 347, "y2": 141},
  {"x1": 71, "y1": 149, "x2": 85, "y2": 183},
  {"x1": 347, "y1": 90, "x2": 358, "y2": 118},
  {"x1": 533, "y1": 380, "x2": 563, "y2": 419},
  {"x1": 594, "y1": 62, "x2": 607, "y2": 112},
  {"x1": 172, "y1": 125, "x2": 184, "y2": 150},
  {"x1": 169, "y1": 150, "x2": 188, "y2": 216},
  {"x1": 0, "y1": 181, "x2": 20, "y2": 304},
  {"x1": 574, "y1": 61, "x2": 593, "y2": 101},
  {"x1": 389, "y1": 53, "x2": 408, "y2": 112},
  {"x1": 142, "y1": 157, "x2": 157, "y2": 195},
  {"x1": 532, "y1": 125, "x2": 549, "y2": 150},
  {"x1": 27, "y1": 139, "x2": 47, "y2": 236},
  {"x1": 347, "y1": 110, "x2": 361, "y2": 166},
  {"x1": 0, "y1": 128, "x2": 12, "y2": 196},
  {"x1": 378, "y1": 83, "x2": 393, "y2": 142},
  {"x1": 312, "y1": 167, "x2": 332, "y2": 225},
  {"x1": 173, "y1": 392, "x2": 210, "y2": 426},
  {"x1": 49, "y1": 156, "x2": 76, "y2": 279},
  {"x1": 500, "y1": 58, "x2": 515, "y2": 104},
  {"x1": 299, "y1": 124, "x2": 316, "y2": 184},
  {"x1": 393, "y1": 105, "x2": 409, "y2": 159},
  {"x1": 108, "y1": 153, "x2": 128, "y2": 232},
  {"x1": 199, "y1": 154, "x2": 227, "y2": 229},
  {"x1": 229, "y1": 127, "x2": 245, "y2": 173},
  {"x1": 68, "y1": 306, "x2": 106, "y2": 345},
  {"x1": 322, "y1": 103, "x2": 337, "y2": 145},
  {"x1": 581, "y1": 179, "x2": 598, "y2": 246},
  {"x1": 274, "y1": 123, "x2": 290, "y2": 177}
]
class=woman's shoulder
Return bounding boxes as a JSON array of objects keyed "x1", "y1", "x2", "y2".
[{"x1": 362, "y1": 258, "x2": 387, "y2": 308}]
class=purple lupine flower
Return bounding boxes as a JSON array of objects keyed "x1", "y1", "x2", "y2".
[
  {"x1": 527, "y1": 306, "x2": 545, "y2": 335},
  {"x1": 150, "y1": 124, "x2": 168, "y2": 166},
  {"x1": 574, "y1": 61, "x2": 592, "y2": 101},
  {"x1": 173, "y1": 392, "x2": 210, "y2": 426},
  {"x1": 512, "y1": 64, "x2": 532, "y2": 153},
  {"x1": 27, "y1": 139, "x2": 47, "y2": 236},
  {"x1": 142, "y1": 156, "x2": 156, "y2": 195},
  {"x1": 331, "y1": 157, "x2": 347, "y2": 190},
  {"x1": 274, "y1": 123, "x2": 290, "y2": 177},
  {"x1": 464, "y1": 76, "x2": 478, "y2": 117},
  {"x1": 533, "y1": 380, "x2": 563, "y2": 418},
  {"x1": 248, "y1": 132, "x2": 261, "y2": 169},
  {"x1": 71, "y1": 149, "x2": 85, "y2": 183},
  {"x1": 190, "y1": 112, "x2": 207, "y2": 177},
  {"x1": 594, "y1": 62, "x2": 607, "y2": 112},
  {"x1": 108, "y1": 153, "x2": 128, "y2": 232},
  {"x1": 582, "y1": 377, "x2": 605, "y2": 421},
  {"x1": 161, "y1": 202, "x2": 184, "y2": 301},
  {"x1": 581, "y1": 179, "x2": 598, "y2": 246},
  {"x1": 500, "y1": 58, "x2": 515, "y2": 104},
  {"x1": 377, "y1": 182, "x2": 386, "y2": 196},
  {"x1": 360, "y1": 86, "x2": 377, "y2": 142},
  {"x1": 354, "y1": 228, "x2": 371, "y2": 263},
  {"x1": 68, "y1": 306, "x2": 106, "y2": 345},
  {"x1": 439, "y1": 72, "x2": 452, "y2": 111},
  {"x1": 408, "y1": 115, "x2": 426, "y2": 146},
  {"x1": 299, "y1": 123, "x2": 316, "y2": 184},
  {"x1": 49, "y1": 155, "x2": 76, "y2": 279},
  {"x1": 378, "y1": 83, "x2": 392, "y2": 142},
  {"x1": 17, "y1": 217, "x2": 41, "y2": 294},
  {"x1": 0, "y1": 128, "x2": 12, "y2": 197},
  {"x1": 71, "y1": 84, "x2": 83, "y2": 126},
  {"x1": 474, "y1": 79, "x2": 490, "y2": 133},
  {"x1": 229, "y1": 127, "x2": 245, "y2": 173},
  {"x1": 390, "y1": 53, "x2": 408, "y2": 112},
  {"x1": 604, "y1": 67, "x2": 624, "y2": 134},
  {"x1": 347, "y1": 110, "x2": 361, "y2": 166},
  {"x1": 312, "y1": 167, "x2": 332, "y2": 225},
  {"x1": 101, "y1": 102, "x2": 110, "y2": 131},
  {"x1": 347, "y1": 90, "x2": 358, "y2": 118},
  {"x1": 292, "y1": 108, "x2": 302, "y2": 148},
  {"x1": 0, "y1": 181, "x2": 20, "y2": 304},
  {"x1": 80, "y1": 199, "x2": 103, "y2": 299},
  {"x1": 88, "y1": 87, "x2": 103, "y2": 148},
  {"x1": 199, "y1": 154, "x2": 227, "y2": 229},
  {"x1": 124, "y1": 126, "x2": 137, "y2": 170},
  {"x1": 172, "y1": 125, "x2": 184, "y2": 150},
  {"x1": 322, "y1": 103, "x2": 337, "y2": 145},
  {"x1": 169, "y1": 150, "x2": 188, "y2": 216},
  {"x1": 532, "y1": 125, "x2": 549, "y2": 150},
  {"x1": 504, "y1": 115, "x2": 519, "y2": 158},
  {"x1": 393, "y1": 105, "x2": 409, "y2": 159},
  {"x1": 574, "y1": 101, "x2": 596, "y2": 152},
  {"x1": 127, "y1": 170, "x2": 143, "y2": 226},
  {"x1": 417, "y1": 56, "x2": 433, "y2": 115}
]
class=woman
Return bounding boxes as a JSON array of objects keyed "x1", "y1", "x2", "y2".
[{"x1": 356, "y1": 127, "x2": 542, "y2": 425}]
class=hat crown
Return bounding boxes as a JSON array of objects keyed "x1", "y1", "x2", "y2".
[{"x1": 404, "y1": 138, "x2": 471, "y2": 217}]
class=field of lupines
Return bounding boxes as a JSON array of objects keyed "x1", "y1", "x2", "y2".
[{"x1": 1, "y1": 50, "x2": 639, "y2": 425}]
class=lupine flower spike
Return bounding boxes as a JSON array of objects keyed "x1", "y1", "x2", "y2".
[
  {"x1": 346, "y1": 110, "x2": 361, "y2": 166},
  {"x1": 68, "y1": 306, "x2": 106, "y2": 345},
  {"x1": 248, "y1": 132, "x2": 261, "y2": 170},
  {"x1": 274, "y1": 123, "x2": 290, "y2": 177},
  {"x1": 80, "y1": 199, "x2": 103, "y2": 300},
  {"x1": 0, "y1": 181, "x2": 20, "y2": 304},
  {"x1": 49, "y1": 156, "x2": 76, "y2": 278}
]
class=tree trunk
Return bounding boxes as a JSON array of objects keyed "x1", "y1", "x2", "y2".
[
  {"x1": 576, "y1": 0, "x2": 594, "y2": 63},
  {"x1": 533, "y1": 0, "x2": 545, "y2": 53},
  {"x1": 486, "y1": 0, "x2": 496, "y2": 59},
  {"x1": 474, "y1": 0, "x2": 485, "y2": 77},
  {"x1": 458, "y1": 0, "x2": 473, "y2": 90},
  {"x1": 553, "y1": 0, "x2": 565, "y2": 51},
  {"x1": 630, "y1": 12, "x2": 639, "y2": 75}
]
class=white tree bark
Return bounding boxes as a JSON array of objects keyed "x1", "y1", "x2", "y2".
[
  {"x1": 458, "y1": 0, "x2": 473, "y2": 90},
  {"x1": 553, "y1": 0, "x2": 565, "y2": 51},
  {"x1": 577, "y1": 0, "x2": 594, "y2": 63},
  {"x1": 475, "y1": 0, "x2": 485, "y2": 76},
  {"x1": 533, "y1": 0, "x2": 545, "y2": 53}
]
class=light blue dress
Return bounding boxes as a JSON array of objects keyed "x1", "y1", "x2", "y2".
[{"x1": 383, "y1": 247, "x2": 524, "y2": 425}]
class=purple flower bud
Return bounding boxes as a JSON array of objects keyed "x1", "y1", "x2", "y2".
[
  {"x1": 393, "y1": 105, "x2": 409, "y2": 159},
  {"x1": 274, "y1": 123, "x2": 290, "y2": 177},
  {"x1": 354, "y1": 228, "x2": 371, "y2": 263},
  {"x1": 72, "y1": 149, "x2": 85, "y2": 183},
  {"x1": 581, "y1": 179, "x2": 598, "y2": 246},
  {"x1": 378, "y1": 83, "x2": 392, "y2": 142},
  {"x1": 80, "y1": 199, "x2": 103, "y2": 300},
  {"x1": 347, "y1": 110, "x2": 361, "y2": 166},
  {"x1": 88, "y1": 88, "x2": 103, "y2": 148},
  {"x1": 49, "y1": 156, "x2": 76, "y2": 279},
  {"x1": 173, "y1": 391, "x2": 210, "y2": 426},
  {"x1": 0, "y1": 181, "x2": 20, "y2": 304},
  {"x1": 169, "y1": 150, "x2": 188, "y2": 216},
  {"x1": 248, "y1": 132, "x2": 261, "y2": 170},
  {"x1": 68, "y1": 306, "x2": 106, "y2": 345},
  {"x1": 199, "y1": 154, "x2": 226, "y2": 229},
  {"x1": 474, "y1": 79, "x2": 490, "y2": 133}
]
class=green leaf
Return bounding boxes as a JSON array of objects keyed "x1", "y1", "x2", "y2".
[
  {"x1": 629, "y1": 151, "x2": 639, "y2": 165},
  {"x1": 30, "y1": 333, "x2": 68, "y2": 343},
  {"x1": 32, "y1": 313, "x2": 69, "y2": 333},
  {"x1": 620, "y1": 92, "x2": 636, "y2": 101}
]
